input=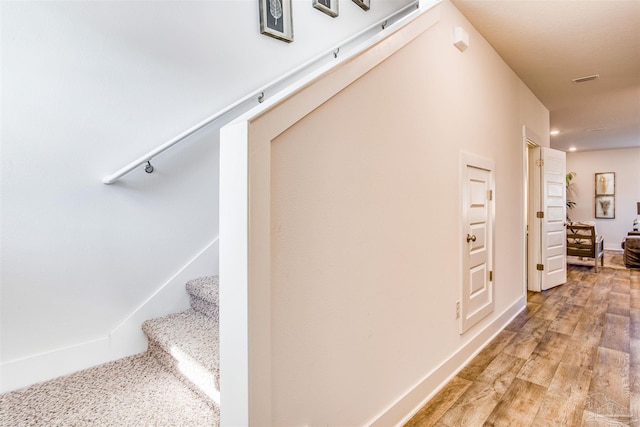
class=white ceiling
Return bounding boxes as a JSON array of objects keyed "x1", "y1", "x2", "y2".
[{"x1": 450, "y1": 0, "x2": 640, "y2": 152}]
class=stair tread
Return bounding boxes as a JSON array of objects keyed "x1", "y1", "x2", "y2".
[
  {"x1": 0, "y1": 353, "x2": 219, "y2": 426},
  {"x1": 142, "y1": 309, "x2": 218, "y2": 372},
  {"x1": 186, "y1": 276, "x2": 219, "y2": 306}
]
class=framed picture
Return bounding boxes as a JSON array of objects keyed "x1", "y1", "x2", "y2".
[
  {"x1": 352, "y1": 0, "x2": 370, "y2": 11},
  {"x1": 595, "y1": 172, "x2": 615, "y2": 195},
  {"x1": 313, "y1": 0, "x2": 338, "y2": 17},
  {"x1": 595, "y1": 195, "x2": 615, "y2": 219},
  {"x1": 260, "y1": 0, "x2": 294, "y2": 43}
]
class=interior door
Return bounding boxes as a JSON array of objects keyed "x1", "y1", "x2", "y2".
[
  {"x1": 460, "y1": 152, "x2": 494, "y2": 333},
  {"x1": 530, "y1": 147, "x2": 567, "y2": 291}
]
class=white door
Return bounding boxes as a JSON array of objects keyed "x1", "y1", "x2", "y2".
[
  {"x1": 529, "y1": 147, "x2": 567, "y2": 291},
  {"x1": 460, "y1": 152, "x2": 494, "y2": 334}
]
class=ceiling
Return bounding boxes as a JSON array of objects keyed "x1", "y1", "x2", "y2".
[{"x1": 450, "y1": 0, "x2": 640, "y2": 152}]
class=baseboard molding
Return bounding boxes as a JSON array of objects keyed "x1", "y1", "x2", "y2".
[
  {"x1": 0, "y1": 337, "x2": 111, "y2": 393},
  {"x1": 0, "y1": 237, "x2": 219, "y2": 393},
  {"x1": 368, "y1": 295, "x2": 526, "y2": 426}
]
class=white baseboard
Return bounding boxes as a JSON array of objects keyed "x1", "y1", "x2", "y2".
[
  {"x1": 0, "y1": 337, "x2": 111, "y2": 393},
  {"x1": 0, "y1": 238, "x2": 219, "y2": 393},
  {"x1": 368, "y1": 295, "x2": 526, "y2": 426}
]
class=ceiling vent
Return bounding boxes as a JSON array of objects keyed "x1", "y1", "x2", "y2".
[
  {"x1": 585, "y1": 127, "x2": 607, "y2": 132},
  {"x1": 572, "y1": 74, "x2": 599, "y2": 83}
]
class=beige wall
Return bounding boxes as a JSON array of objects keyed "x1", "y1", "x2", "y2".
[
  {"x1": 567, "y1": 147, "x2": 640, "y2": 250},
  {"x1": 220, "y1": 1, "x2": 550, "y2": 425}
]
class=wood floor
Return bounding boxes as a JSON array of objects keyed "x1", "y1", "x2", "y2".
[{"x1": 406, "y1": 263, "x2": 640, "y2": 426}]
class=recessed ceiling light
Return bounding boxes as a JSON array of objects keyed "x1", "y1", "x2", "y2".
[
  {"x1": 572, "y1": 74, "x2": 599, "y2": 83},
  {"x1": 550, "y1": 130, "x2": 560, "y2": 135},
  {"x1": 568, "y1": 147, "x2": 577, "y2": 152}
]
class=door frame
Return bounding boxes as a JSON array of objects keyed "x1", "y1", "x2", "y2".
[
  {"x1": 523, "y1": 125, "x2": 541, "y2": 294},
  {"x1": 535, "y1": 146, "x2": 567, "y2": 290},
  {"x1": 523, "y1": 126, "x2": 567, "y2": 292}
]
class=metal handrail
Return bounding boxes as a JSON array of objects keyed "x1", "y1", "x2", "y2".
[{"x1": 102, "y1": 0, "x2": 421, "y2": 185}]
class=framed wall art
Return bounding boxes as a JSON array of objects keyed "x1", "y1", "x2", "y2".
[
  {"x1": 595, "y1": 172, "x2": 615, "y2": 195},
  {"x1": 313, "y1": 0, "x2": 338, "y2": 17},
  {"x1": 260, "y1": 0, "x2": 294, "y2": 43},
  {"x1": 595, "y1": 195, "x2": 615, "y2": 219},
  {"x1": 352, "y1": 0, "x2": 370, "y2": 11}
]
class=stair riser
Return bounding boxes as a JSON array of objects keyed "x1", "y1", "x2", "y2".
[
  {"x1": 147, "y1": 341, "x2": 219, "y2": 408},
  {"x1": 190, "y1": 296, "x2": 219, "y2": 320},
  {"x1": 185, "y1": 277, "x2": 219, "y2": 310}
]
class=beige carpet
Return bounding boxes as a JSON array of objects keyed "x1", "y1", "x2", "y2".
[
  {"x1": 0, "y1": 276, "x2": 220, "y2": 427},
  {"x1": 0, "y1": 353, "x2": 219, "y2": 427},
  {"x1": 566, "y1": 250, "x2": 626, "y2": 270}
]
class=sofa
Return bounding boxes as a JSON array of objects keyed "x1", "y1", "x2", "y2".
[{"x1": 623, "y1": 232, "x2": 640, "y2": 269}]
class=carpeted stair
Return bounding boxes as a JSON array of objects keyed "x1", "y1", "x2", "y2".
[
  {"x1": 142, "y1": 276, "x2": 220, "y2": 406},
  {"x1": 0, "y1": 276, "x2": 220, "y2": 427}
]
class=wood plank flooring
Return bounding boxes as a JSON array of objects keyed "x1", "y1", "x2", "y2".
[{"x1": 406, "y1": 263, "x2": 640, "y2": 426}]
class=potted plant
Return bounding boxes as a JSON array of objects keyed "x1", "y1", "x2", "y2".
[{"x1": 566, "y1": 172, "x2": 576, "y2": 221}]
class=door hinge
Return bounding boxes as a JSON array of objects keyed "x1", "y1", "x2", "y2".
[
  {"x1": 536, "y1": 159, "x2": 544, "y2": 167},
  {"x1": 489, "y1": 271, "x2": 493, "y2": 281},
  {"x1": 537, "y1": 264, "x2": 544, "y2": 271},
  {"x1": 537, "y1": 211, "x2": 544, "y2": 219},
  {"x1": 456, "y1": 301, "x2": 460, "y2": 319},
  {"x1": 488, "y1": 190, "x2": 493, "y2": 201}
]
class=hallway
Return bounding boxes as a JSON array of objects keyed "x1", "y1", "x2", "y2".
[{"x1": 406, "y1": 262, "x2": 640, "y2": 426}]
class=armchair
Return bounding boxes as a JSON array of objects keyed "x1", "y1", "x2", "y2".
[{"x1": 566, "y1": 221, "x2": 604, "y2": 272}]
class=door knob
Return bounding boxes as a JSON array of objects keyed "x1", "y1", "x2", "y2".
[{"x1": 466, "y1": 234, "x2": 477, "y2": 243}]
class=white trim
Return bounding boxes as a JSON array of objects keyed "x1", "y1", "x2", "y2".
[
  {"x1": 219, "y1": 120, "x2": 251, "y2": 426},
  {"x1": 522, "y1": 126, "x2": 534, "y2": 297},
  {"x1": 1, "y1": 337, "x2": 110, "y2": 393},
  {"x1": 368, "y1": 296, "x2": 526, "y2": 426},
  {"x1": 108, "y1": 237, "x2": 219, "y2": 360},
  {"x1": 525, "y1": 126, "x2": 543, "y2": 292},
  {"x1": 110, "y1": 237, "x2": 219, "y2": 335}
]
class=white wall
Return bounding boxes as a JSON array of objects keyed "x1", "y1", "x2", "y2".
[
  {"x1": 0, "y1": 0, "x2": 415, "y2": 392},
  {"x1": 567, "y1": 147, "x2": 640, "y2": 250},
  {"x1": 220, "y1": 1, "x2": 549, "y2": 425}
]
